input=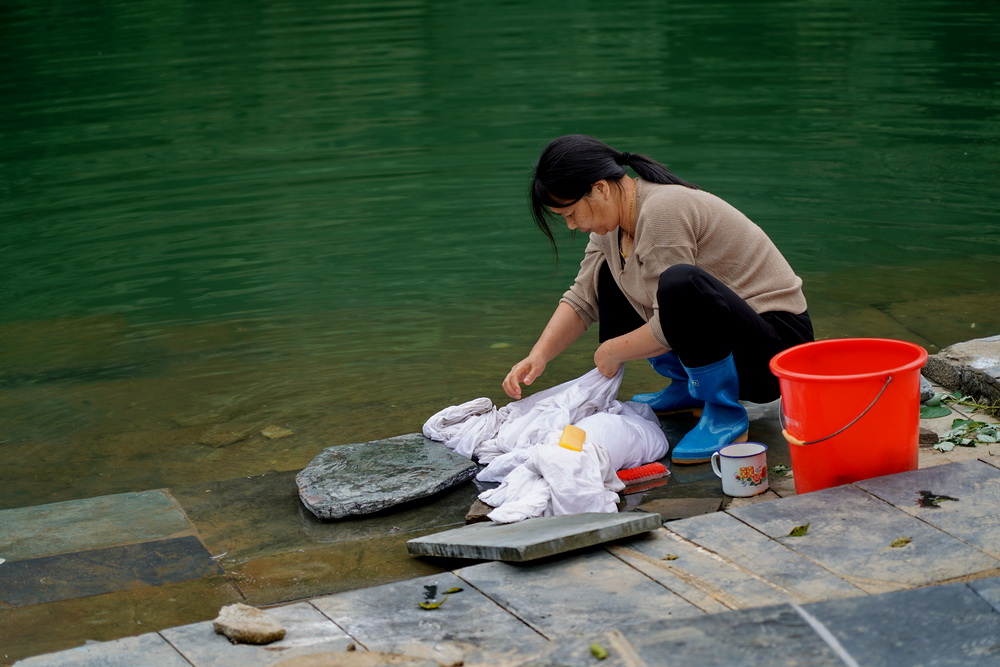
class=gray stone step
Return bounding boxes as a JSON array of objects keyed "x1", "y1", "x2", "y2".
[
  {"x1": 310, "y1": 571, "x2": 548, "y2": 666},
  {"x1": 727, "y1": 483, "x2": 1000, "y2": 595},
  {"x1": 854, "y1": 459, "x2": 1000, "y2": 558},
  {"x1": 455, "y1": 548, "x2": 703, "y2": 638},
  {"x1": 405, "y1": 511, "x2": 661, "y2": 561}
]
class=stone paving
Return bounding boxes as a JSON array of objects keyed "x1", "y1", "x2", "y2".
[
  {"x1": 9, "y1": 454, "x2": 1000, "y2": 666},
  {"x1": 4, "y1": 335, "x2": 1000, "y2": 665}
]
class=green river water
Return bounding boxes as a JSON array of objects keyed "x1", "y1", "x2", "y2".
[{"x1": 2, "y1": 0, "x2": 999, "y2": 510}]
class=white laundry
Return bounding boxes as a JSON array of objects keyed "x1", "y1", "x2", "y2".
[
  {"x1": 480, "y1": 433, "x2": 625, "y2": 523},
  {"x1": 422, "y1": 368, "x2": 669, "y2": 523}
]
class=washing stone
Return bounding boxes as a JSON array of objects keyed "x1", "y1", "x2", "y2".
[{"x1": 296, "y1": 433, "x2": 477, "y2": 520}]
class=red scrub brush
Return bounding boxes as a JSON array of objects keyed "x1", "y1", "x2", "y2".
[{"x1": 617, "y1": 462, "x2": 669, "y2": 485}]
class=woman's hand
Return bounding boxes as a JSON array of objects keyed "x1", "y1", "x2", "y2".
[
  {"x1": 502, "y1": 354, "x2": 547, "y2": 400},
  {"x1": 594, "y1": 340, "x2": 624, "y2": 378},
  {"x1": 502, "y1": 303, "x2": 587, "y2": 399}
]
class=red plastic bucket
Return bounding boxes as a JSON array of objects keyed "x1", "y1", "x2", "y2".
[{"x1": 769, "y1": 338, "x2": 928, "y2": 494}]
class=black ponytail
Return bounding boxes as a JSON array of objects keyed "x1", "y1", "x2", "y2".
[{"x1": 529, "y1": 135, "x2": 698, "y2": 253}]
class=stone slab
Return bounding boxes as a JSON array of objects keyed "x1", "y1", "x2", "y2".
[
  {"x1": 160, "y1": 602, "x2": 354, "y2": 666},
  {"x1": 0, "y1": 490, "x2": 194, "y2": 561},
  {"x1": 727, "y1": 484, "x2": 1000, "y2": 594},
  {"x1": 610, "y1": 525, "x2": 793, "y2": 611},
  {"x1": 454, "y1": 548, "x2": 702, "y2": 638},
  {"x1": 310, "y1": 571, "x2": 548, "y2": 666},
  {"x1": 618, "y1": 603, "x2": 844, "y2": 667},
  {"x1": 801, "y1": 581, "x2": 1000, "y2": 666},
  {"x1": 405, "y1": 511, "x2": 661, "y2": 561},
  {"x1": 669, "y1": 511, "x2": 866, "y2": 603},
  {"x1": 517, "y1": 629, "x2": 649, "y2": 667},
  {"x1": 296, "y1": 434, "x2": 477, "y2": 520},
  {"x1": 0, "y1": 536, "x2": 223, "y2": 607},
  {"x1": 15, "y1": 632, "x2": 189, "y2": 666},
  {"x1": 969, "y1": 576, "x2": 1000, "y2": 613},
  {"x1": 854, "y1": 460, "x2": 1000, "y2": 558}
]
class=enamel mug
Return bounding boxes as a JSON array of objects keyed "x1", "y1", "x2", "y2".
[{"x1": 711, "y1": 442, "x2": 769, "y2": 497}]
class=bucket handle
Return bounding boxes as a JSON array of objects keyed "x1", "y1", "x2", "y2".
[{"x1": 780, "y1": 375, "x2": 893, "y2": 446}]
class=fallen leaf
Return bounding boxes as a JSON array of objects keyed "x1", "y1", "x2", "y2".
[
  {"x1": 418, "y1": 597, "x2": 447, "y2": 610},
  {"x1": 788, "y1": 522, "x2": 810, "y2": 537},
  {"x1": 590, "y1": 642, "x2": 608, "y2": 660},
  {"x1": 662, "y1": 554, "x2": 679, "y2": 561},
  {"x1": 443, "y1": 587, "x2": 464, "y2": 594},
  {"x1": 891, "y1": 537, "x2": 912, "y2": 548},
  {"x1": 919, "y1": 405, "x2": 952, "y2": 419}
]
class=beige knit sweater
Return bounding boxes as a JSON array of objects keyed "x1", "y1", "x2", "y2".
[{"x1": 560, "y1": 180, "x2": 808, "y2": 348}]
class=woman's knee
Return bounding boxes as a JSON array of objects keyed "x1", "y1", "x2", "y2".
[{"x1": 656, "y1": 264, "x2": 714, "y2": 303}]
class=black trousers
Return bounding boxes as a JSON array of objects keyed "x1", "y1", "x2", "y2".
[{"x1": 598, "y1": 263, "x2": 813, "y2": 403}]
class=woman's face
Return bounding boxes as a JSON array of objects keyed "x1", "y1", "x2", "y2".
[{"x1": 547, "y1": 180, "x2": 618, "y2": 235}]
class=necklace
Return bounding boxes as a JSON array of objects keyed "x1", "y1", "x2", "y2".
[{"x1": 619, "y1": 177, "x2": 638, "y2": 261}]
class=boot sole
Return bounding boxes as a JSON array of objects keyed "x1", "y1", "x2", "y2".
[{"x1": 670, "y1": 431, "x2": 749, "y2": 465}]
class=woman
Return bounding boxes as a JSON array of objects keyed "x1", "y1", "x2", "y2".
[{"x1": 502, "y1": 135, "x2": 813, "y2": 464}]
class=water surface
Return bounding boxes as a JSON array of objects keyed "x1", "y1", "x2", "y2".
[{"x1": 2, "y1": 0, "x2": 998, "y2": 509}]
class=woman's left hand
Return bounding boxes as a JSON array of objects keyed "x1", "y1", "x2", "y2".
[{"x1": 594, "y1": 340, "x2": 623, "y2": 378}]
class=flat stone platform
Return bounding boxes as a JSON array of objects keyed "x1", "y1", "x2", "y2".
[
  {"x1": 406, "y1": 511, "x2": 663, "y2": 561},
  {"x1": 14, "y1": 456, "x2": 1000, "y2": 666}
]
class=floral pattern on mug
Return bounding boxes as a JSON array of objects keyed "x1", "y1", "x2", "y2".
[{"x1": 735, "y1": 465, "x2": 766, "y2": 487}]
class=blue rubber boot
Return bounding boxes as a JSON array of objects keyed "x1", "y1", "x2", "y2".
[
  {"x1": 670, "y1": 354, "x2": 749, "y2": 465},
  {"x1": 630, "y1": 352, "x2": 704, "y2": 416}
]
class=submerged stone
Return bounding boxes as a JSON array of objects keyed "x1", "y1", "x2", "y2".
[
  {"x1": 261, "y1": 424, "x2": 295, "y2": 439},
  {"x1": 296, "y1": 434, "x2": 477, "y2": 521}
]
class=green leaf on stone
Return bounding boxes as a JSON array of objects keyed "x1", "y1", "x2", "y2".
[
  {"x1": 590, "y1": 642, "x2": 609, "y2": 660},
  {"x1": 418, "y1": 595, "x2": 450, "y2": 610},
  {"x1": 934, "y1": 441, "x2": 956, "y2": 452},
  {"x1": 891, "y1": 537, "x2": 912, "y2": 548},
  {"x1": 443, "y1": 587, "x2": 464, "y2": 594},
  {"x1": 662, "y1": 554, "x2": 679, "y2": 561},
  {"x1": 788, "y1": 522, "x2": 810, "y2": 537},
  {"x1": 920, "y1": 405, "x2": 952, "y2": 419}
]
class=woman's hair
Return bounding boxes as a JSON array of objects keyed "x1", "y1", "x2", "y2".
[{"x1": 529, "y1": 134, "x2": 699, "y2": 252}]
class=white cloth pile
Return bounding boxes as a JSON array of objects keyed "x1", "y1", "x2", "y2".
[{"x1": 422, "y1": 368, "x2": 669, "y2": 523}]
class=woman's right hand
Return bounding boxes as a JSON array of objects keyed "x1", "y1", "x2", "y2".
[
  {"x1": 502, "y1": 355, "x2": 547, "y2": 400},
  {"x1": 502, "y1": 302, "x2": 586, "y2": 400}
]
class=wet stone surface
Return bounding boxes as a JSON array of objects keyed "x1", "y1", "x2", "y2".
[
  {"x1": 923, "y1": 334, "x2": 1000, "y2": 406},
  {"x1": 296, "y1": 433, "x2": 478, "y2": 520}
]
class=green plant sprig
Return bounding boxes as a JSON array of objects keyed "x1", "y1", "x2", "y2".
[{"x1": 933, "y1": 418, "x2": 999, "y2": 452}]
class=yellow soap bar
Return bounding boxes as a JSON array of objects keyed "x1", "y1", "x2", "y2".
[{"x1": 559, "y1": 424, "x2": 586, "y2": 451}]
